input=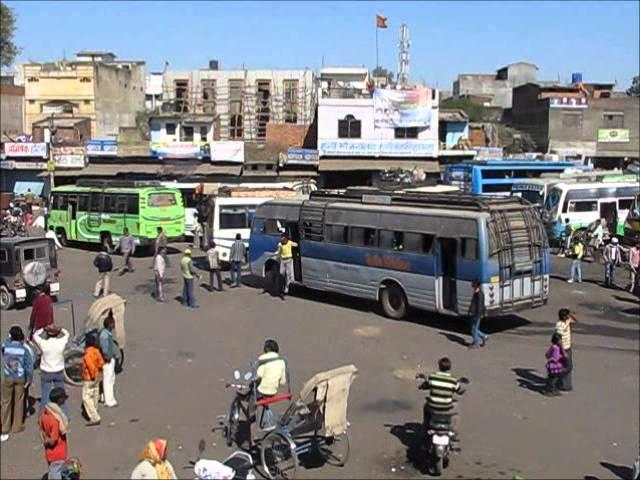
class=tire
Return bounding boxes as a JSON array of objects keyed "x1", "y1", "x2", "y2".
[
  {"x1": 315, "y1": 433, "x2": 350, "y2": 467},
  {"x1": 225, "y1": 398, "x2": 241, "y2": 447},
  {"x1": 433, "y1": 456, "x2": 443, "y2": 476},
  {"x1": 380, "y1": 283, "x2": 407, "y2": 319},
  {"x1": 0, "y1": 285, "x2": 15, "y2": 311},
  {"x1": 57, "y1": 229, "x2": 68, "y2": 247},
  {"x1": 260, "y1": 431, "x2": 297, "y2": 479},
  {"x1": 63, "y1": 348, "x2": 84, "y2": 386}
]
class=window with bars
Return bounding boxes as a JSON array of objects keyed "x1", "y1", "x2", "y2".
[
  {"x1": 394, "y1": 127, "x2": 419, "y2": 139},
  {"x1": 338, "y1": 115, "x2": 361, "y2": 138},
  {"x1": 229, "y1": 80, "x2": 244, "y2": 139},
  {"x1": 284, "y1": 80, "x2": 299, "y2": 124},
  {"x1": 174, "y1": 80, "x2": 189, "y2": 112},
  {"x1": 201, "y1": 79, "x2": 216, "y2": 114}
]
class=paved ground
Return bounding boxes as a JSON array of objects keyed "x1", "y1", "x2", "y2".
[{"x1": 1, "y1": 242, "x2": 638, "y2": 479}]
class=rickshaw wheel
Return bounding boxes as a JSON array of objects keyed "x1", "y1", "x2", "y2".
[
  {"x1": 64, "y1": 348, "x2": 84, "y2": 386},
  {"x1": 314, "y1": 432, "x2": 350, "y2": 467},
  {"x1": 260, "y1": 431, "x2": 297, "y2": 480}
]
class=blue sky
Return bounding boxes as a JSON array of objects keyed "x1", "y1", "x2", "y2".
[{"x1": 6, "y1": 0, "x2": 640, "y2": 89}]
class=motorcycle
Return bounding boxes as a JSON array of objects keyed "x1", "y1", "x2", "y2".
[
  {"x1": 221, "y1": 369, "x2": 255, "y2": 448},
  {"x1": 415, "y1": 373, "x2": 470, "y2": 476},
  {"x1": 190, "y1": 439, "x2": 256, "y2": 480}
]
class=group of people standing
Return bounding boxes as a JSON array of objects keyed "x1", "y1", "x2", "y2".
[{"x1": 1, "y1": 283, "x2": 119, "y2": 479}]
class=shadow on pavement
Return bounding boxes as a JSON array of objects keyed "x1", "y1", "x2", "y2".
[
  {"x1": 599, "y1": 462, "x2": 633, "y2": 480},
  {"x1": 512, "y1": 367, "x2": 547, "y2": 395},
  {"x1": 438, "y1": 332, "x2": 469, "y2": 347},
  {"x1": 386, "y1": 422, "x2": 427, "y2": 474}
]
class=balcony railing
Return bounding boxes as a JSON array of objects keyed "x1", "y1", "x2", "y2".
[{"x1": 320, "y1": 87, "x2": 372, "y2": 100}]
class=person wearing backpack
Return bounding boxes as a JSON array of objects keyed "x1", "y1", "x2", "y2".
[
  {"x1": 93, "y1": 249, "x2": 113, "y2": 297},
  {"x1": 567, "y1": 238, "x2": 585, "y2": 284}
]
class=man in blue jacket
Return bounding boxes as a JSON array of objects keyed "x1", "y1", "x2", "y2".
[{"x1": 1, "y1": 326, "x2": 33, "y2": 442}]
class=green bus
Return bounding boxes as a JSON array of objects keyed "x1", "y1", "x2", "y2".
[{"x1": 48, "y1": 181, "x2": 185, "y2": 251}]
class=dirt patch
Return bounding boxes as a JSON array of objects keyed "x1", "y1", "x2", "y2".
[{"x1": 393, "y1": 366, "x2": 422, "y2": 381}]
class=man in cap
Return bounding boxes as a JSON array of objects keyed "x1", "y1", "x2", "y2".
[
  {"x1": 603, "y1": 237, "x2": 624, "y2": 288},
  {"x1": 39, "y1": 387, "x2": 69, "y2": 480},
  {"x1": 181, "y1": 248, "x2": 201, "y2": 308}
]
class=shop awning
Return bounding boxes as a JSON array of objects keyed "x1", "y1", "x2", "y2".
[
  {"x1": 14, "y1": 181, "x2": 44, "y2": 195},
  {"x1": 319, "y1": 158, "x2": 440, "y2": 173}
]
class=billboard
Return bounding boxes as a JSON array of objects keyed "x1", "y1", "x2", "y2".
[
  {"x1": 549, "y1": 97, "x2": 588, "y2": 108},
  {"x1": 373, "y1": 87, "x2": 433, "y2": 128},
  {"x1": 86, "y1": 139, "x2": 118, "y2": 156},
  {"x1": 52, "y1": 146, "x2": 87, "y2": 168},
  {"x1": 286, "y1": 148, "x2": 319, "y2": 166},
  {"x1": 3, "y1": 142, "x2": 48, "y2": 158},
  {"x1": 318, "y1": 139, "x2": 437, "y2": 157},
  {"x1": 151, "y1": 142, "x2": 210, "y2": 159},
  {"x1": 210, "y1": 141, "x2": 245, "y2": 163},
  {"x1": 597, "y1": 129, "x2": 630, "y2": 143}
]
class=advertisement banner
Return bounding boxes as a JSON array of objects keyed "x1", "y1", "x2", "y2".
[
  {"x1": 54, "y1": 155, "x2": 86, "y2": 168},
  {"x1": 597, "y1": 129, "x2": 630, "y2": 143},
  {"x1": 86, "y1": 139, "x2": 118, "y2": 156},
  {"x1": 319, "y1": 140, "x2": 437, "y2": 157},
  {"x1": 151, "y1": 142, "x2": 210, "y2": 159},
  {"x1": 549, "y1": 97, "x2": 588, "y2": 108},
  {"x1": 0, "y1": 160, "x2": 48, "y2": 170},
  {"x1": 286, "y1": 148, "x2": 319, "y2": 166},
  {"x1": 373, "y1": 87, "x2": 433, "y2": 128},
  {"x1": 210, "y1": 141, "x2": 245, "y2": 163},
  {"x1": 3, "y1": 142, "x2": 48, "y2": 158}
]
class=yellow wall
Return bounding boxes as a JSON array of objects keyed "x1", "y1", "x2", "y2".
[{"x1": 24, "y1": 63, "x2": 98, "y2": 137}]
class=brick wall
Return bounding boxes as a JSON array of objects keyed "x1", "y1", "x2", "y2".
[
  {"x1": 266, "y1": 123, "x2": 314, "y2": 149},
  {"x1": 469, "y1": 126, "x2": 488, "y2": 147}
]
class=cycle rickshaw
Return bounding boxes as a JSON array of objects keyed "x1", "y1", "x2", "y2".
[
  {"x1": 258, "y1": 364, "x2": 358, "y2": 479},
  {"x1": 26, "y1": 294, "x2": 127, "y2": 386}
]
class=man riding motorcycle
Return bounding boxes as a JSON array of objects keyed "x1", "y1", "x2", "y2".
[{"x1": 416, "y1": 357, "x2": 467, "y2": 446}]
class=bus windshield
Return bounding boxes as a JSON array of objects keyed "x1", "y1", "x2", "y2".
[
  {"x1": 220, "y1": 206, "x2": 250, "y2": 229},
  {"x1": 520, "y1": 190, "x2": 543, "y2": 205},
  {"x1": 148, "y1": 193, "x2": 177, "y2": 207}
]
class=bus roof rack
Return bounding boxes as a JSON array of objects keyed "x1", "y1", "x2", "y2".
[
  {"x1": 76, "y1": 179, "x2": 163, "y2": 189},
  {"x1": 309, "y1": 188, "x2": 529, "y2": 212}
]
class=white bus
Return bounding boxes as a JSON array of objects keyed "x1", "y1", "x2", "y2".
[
  {"x1": 159, "y1": 181, "x2": 200, "y2": 238},
  {"x1": 543, "y1": 180, "x2": 639, "y2": 245}
]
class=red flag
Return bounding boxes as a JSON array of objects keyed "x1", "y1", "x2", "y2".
[{"x1": 376, "y1": 14, "x2": 388, "y2": 29}]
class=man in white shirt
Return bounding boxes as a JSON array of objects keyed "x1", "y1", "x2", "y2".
[
  {"x1": 153, "y1": 247, "x2": 167, "y2": 302},
  {"x1": 33, "y1": 325, "x2": 69, "y2": 416},
  {"x1": 44, "y1": 226, "x2": 62, "y2": 250},
  {"x1": 603, "y1": 237, "x2": 624, "y2": 288}
]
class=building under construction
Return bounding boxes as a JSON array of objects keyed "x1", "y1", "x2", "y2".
[{"x1": 151, "y1": 62, "x2": 316, "y2": 142}]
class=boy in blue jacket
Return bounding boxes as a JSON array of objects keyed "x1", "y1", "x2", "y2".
[{"x1": 1, "y1": 326, "x2": 33, "y2": 442}]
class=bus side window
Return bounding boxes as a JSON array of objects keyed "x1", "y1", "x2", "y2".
[
  {"x1": 327, "y1": 225, "x2": 347, "y2": 244},
  {"x1": 78, "y1": 195, "x2": 88, "y2": 211},
  {"x1": 619, "y1": 198, "x2": 633, "y2": 210},
  {"x1": 569, "y1": 200, "x2": 597, "y2": 212},
  {"x1": 103, "y1": 195, "x2": 117, "y2": 213},
  {"x1": 460, "y1": 238, "x2": 478, "y2": 260},
  {"x1": 264, "y1": 219, "x2": 281, "y2": 235},
  {"x1": 89, "y1": 193, "x2": 102, "y2": 212},
  {"x1": 0, "y1": 249, "x2": 7, "y2": 263},
  {"x1": 404, "y1": 233, "x2": 434, "y2": 254},
  {"x1": 55, "y1": 194, "x2": 68, "y2": 210},
  {"x1": 127, "y1": 196, "x2": 139, "y2": 214}
]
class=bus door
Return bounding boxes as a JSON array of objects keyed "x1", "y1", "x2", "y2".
[
  {"x1": 285, "y1": 221, "x2": 302, "y2": 282},
  {"x1": 66, "y1": 195, "x2": 78, "y2": 240},
  {"x1": 437, "y1": 237, "x2": 458, "y2": 312},
  {"x1": 116, "y1": 196, "x2": 129, "y2": 233},
  {"x1": 599, "y1": 200, "x2": 617, "y2": 235}
]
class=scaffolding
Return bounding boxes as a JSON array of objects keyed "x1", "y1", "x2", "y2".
[{"x1": 157, "y1": 70, "x2": 317, "y2": 143}]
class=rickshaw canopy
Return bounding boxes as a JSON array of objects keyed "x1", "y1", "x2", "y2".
[
  {"x1": 297, "y1": 364, "x2": 358, "y2": 437},
  {"x1": 84, "y1": 294, "x2": 126, "y2": 347}
]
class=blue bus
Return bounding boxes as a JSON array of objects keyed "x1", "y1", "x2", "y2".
[
  {"x1": 444, "y1": 160, "x2": 578, "y2": 195},
  {"x1": 250, "y1": 189, "x2": 550, "y2": 320}
]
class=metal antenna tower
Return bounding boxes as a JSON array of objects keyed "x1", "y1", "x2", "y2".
[{"x1": 398, "y1": 24, "x2": 410, "y2": 86}]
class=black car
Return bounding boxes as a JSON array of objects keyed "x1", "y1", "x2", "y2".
[{"x1": 0, "y1": 236, "x2": 61, "y2": 310}]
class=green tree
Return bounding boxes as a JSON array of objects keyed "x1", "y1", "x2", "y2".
[
  {"x1": 0, "y1": 2, "x2": 20, "y2": 67},
  {"x1": 372, "y1": 66, "x2": 394, "y2": 84},
  {"x1": 627, "y1": 75, "x2": 640, "y2": 96}
]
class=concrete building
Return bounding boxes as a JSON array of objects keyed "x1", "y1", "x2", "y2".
[
  {"x1": 317, "y1": 67, "x2": 440, "y2": 188},
  {"x1": 158, "y1": 63, "x2": 315, "y2": 143},
  {"x1": 0, "y1": 83, "x2": 25, "y2": 140},
  {"x1": 439, "y1": 109, "x2": 469, "y2": 149},
  {"x1": 23, "y1": 51, "x2": 145, "y2": 140},
  {"x1": 452, "y1": 62, "x2": 538, "y2": 108},
  {"x1": 512, "y1": 81, "x2": 640, "y2": 166},
  {"x1": 145, "y1": 72, "x2": 163, "y2": 111}
]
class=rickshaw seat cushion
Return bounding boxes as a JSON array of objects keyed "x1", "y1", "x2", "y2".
[{"x1": 256, "y1": 392, "x2": 292, "y2": 407}]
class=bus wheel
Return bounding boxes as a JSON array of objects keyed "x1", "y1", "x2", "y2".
[
  {"x1": 380, "y1": 282, "x2": 407, "y2": 320},
  {"x1": 57, "y1": 229, "x2": 68, "y2": 247},
  {"x1": 101, "y1": 233, "x2": 113, "y2": 251}
]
